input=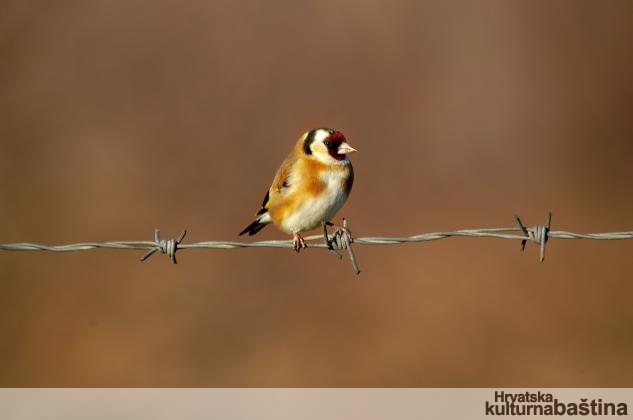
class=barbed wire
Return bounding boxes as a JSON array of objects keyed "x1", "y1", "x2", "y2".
[{"x1": 1, "y1": 212, "x2": 633, "y2": 274}]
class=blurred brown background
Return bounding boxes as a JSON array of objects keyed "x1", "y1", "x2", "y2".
[{"x1": 1, "y1": 0, "x2": 633, "y2": 387}]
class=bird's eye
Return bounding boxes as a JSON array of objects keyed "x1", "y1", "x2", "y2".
[{"x1": 324, "y1": 140, "x2": 332, "y2": 147}]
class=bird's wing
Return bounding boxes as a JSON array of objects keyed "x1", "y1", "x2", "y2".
[
  {"x1": 256, "y1": 153, "x2": 298, "y2": 214},
  {"x1": 271, "y1": 153, "x2": 298, "y2": 193},
  {"x1": 255, "y1": 190, "x2": 270, "y2": 215}
]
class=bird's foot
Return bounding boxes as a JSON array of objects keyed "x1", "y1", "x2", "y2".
[
  {"x1": 292, "y1": 232, "x2": 307, "y2": 253},
  {"x1": 333, "y1": 225, "x2": 353, "y2": 244},
  {"x1": 322, "y1": 221, "x2": 341, "y2": 258}
]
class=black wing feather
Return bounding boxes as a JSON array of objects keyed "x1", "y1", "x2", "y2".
[
  {"x1": 238, "y1": 218, "x2": 268, "y2": 236},
  {"x1": 257, "y1": 190, "x2": 270, "y2": 215}
]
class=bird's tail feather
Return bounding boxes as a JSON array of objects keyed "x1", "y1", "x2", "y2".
[{"x1": 239, "y1": 214, "x2": 269, "y2": 236}]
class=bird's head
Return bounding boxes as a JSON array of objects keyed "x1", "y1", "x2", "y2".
[{"x1": 302, "y1": 128, "x2": 357, "y2": 163}]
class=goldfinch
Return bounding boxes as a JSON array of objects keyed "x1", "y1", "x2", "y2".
[{"x1": 239, "y1": 127, "x2": 357, "y2": 252}]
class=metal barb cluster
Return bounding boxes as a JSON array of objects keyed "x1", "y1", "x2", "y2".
[
  {"x1": 515, "y1": 211, "x2": 552, "y2": 262},
  {"x1": 140, "y1": 229, "x2": 187, "y2": 264},
  {"x1": 3, "y1": 211, "x2": 633, "y2": 274},
  {"x1": 324, "y1": 219, "x2": 360, "y2": 274}
]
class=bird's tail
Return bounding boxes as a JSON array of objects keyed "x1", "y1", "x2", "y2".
[{"x1": 239, "y1": 212, "x2": 270, "y2": 236}]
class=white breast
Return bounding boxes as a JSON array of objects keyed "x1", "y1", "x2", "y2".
[{"x1": 280, "y1": 169, "x2": 349, "y2": 234}]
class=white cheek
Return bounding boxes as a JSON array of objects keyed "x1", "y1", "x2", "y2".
[
  {"x1": 313, "y1": 149, "x2": 348, "y2": 165},
  {"x1": 313, "y1": 129, "x2": 330, "y2": 143}
]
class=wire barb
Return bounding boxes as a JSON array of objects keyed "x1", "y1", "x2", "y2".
[
  {"x1": 324, "y1": 218, "x2": 360, "y2": 274},
  {"x1": 514, "y1": 211, "x2": 551, "y2": 262},
  {"x1": 140, "y1": 229, "x2": 187, "y2": 264}
]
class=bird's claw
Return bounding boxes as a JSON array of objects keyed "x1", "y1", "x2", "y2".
[
  {"x1": 292, "y1": 233, "x2": 307, "y2": 253},
  {"x1": 341, "y1": 227, "x2": 353, "y2": 242},
  {"x1": 332, "y1": 225, "x2": 353, "y2": 245}
]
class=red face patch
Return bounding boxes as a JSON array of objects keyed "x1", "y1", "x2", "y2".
[
  {"x1": 324, "y1": 132, "x2": 347, "y2": 161},
  {"x1": 327, "y1": 131, "x2": 346, "y2": 143}
]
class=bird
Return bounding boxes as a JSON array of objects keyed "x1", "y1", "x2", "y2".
[{"x1": 239, "y1": 127, "x2": 357, "y2": 252}]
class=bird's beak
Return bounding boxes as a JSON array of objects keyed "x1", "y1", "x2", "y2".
[{"x1": 337, "y1": 142, "x2": 357, "y2": 155}]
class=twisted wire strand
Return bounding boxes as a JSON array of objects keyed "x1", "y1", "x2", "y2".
[
  {"x1": 1, "y1": 213, "x2": 633, "y2": 274},
  {"x1": 3, "y1": 229, "x2": 631, "y2": 252}
]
